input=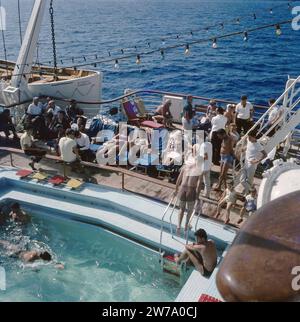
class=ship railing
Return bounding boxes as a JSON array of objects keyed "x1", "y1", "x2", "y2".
[{"x1": 233, "y1": 76, "x2": 300, "y2": 183}]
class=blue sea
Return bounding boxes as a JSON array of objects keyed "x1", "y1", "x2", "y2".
[{"x1": 1, "y1": 0, "x2": 300, "y2": 105}]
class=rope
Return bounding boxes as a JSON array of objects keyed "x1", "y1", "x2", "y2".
[
  {"x1": 17, "y1": 0, "x2": 22, "y2": 45},
  {"x1": 49, "y1": 0, "x2": 57, "y2": 74},
  {"x1": 0, "y1": 0, "x2": 8, "y2": 75}
]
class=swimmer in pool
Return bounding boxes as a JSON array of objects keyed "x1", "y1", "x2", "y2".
[
  {"x1": 9, "y1": 202, "x2": 30, "y2": 224},
  {"x1": 0, "y1": 240, "x2": 64, "y2": 269}
]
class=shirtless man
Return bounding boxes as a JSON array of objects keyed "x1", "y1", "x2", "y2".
[
  {"x1": 175, "y1": 228, "x2": 217, "y2": 276},
  {"x1": 215, "y1": 129, "x2": 234, "y2": 191},
  {"x1": 153, "y1": 100, "x2": 173, "y2": 127},
  {"x1": 0, "y1": 240, "x2": 64, "y2": 269},
  {"x1": 175, "y1": 146, "x2": 202, "y2": 235},
  {"x1": 9, "y1": 203, "x2": 30, "y2": 224}
]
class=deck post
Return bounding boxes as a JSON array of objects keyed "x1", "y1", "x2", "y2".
[
  {"x1": 121, "y1": 172, "x2": 125, "y2": 191},
  {"x1": 9, "y1": 152, "x2": 14, "y2": 167}
]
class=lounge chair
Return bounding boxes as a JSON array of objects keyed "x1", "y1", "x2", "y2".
[{"x1": 122, "y1": 100, "x2": 164, "y2": 129}]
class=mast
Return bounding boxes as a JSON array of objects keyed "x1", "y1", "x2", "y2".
[{"x1": 9, "y1": 0, "x2": 47, "y2": 97}]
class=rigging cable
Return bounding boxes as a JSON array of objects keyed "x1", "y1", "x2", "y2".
[
  {"x1": 49, "y1": 0, "x2": 57, "y2": 74},
  {"x1": 0, "y1": 0, "x2": 9, "y2": 76},
  {"x1": 17, "y1": 0, "x2": 22, "y2": 45}
]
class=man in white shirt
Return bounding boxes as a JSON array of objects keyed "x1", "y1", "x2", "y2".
[
  {"x1": 20, "y1": 126, "x2": 47, "y2": 170},
  {"x1": 266, "y1": 98, "x2": 283, "y2": 136},
  {"x1": 27, "y1": 97, "x2": 43, "y2": 116},
  {"x1": 26, "y1": 97, "x2": 45, "y2": 139},
  {"x1": 210, "y1": 107, "x2": 227, "y2": 165},
  {"x1": 59, "y1": 129, "x2": 81, "y2": 164},
  {"x1": 75, "y1": 130, "x2": 93, "y2": 161},
  {"x1": 240, "y1": 130, "x2": 267, "y2": 194},
  {"x1": 235, "y1": 95, "x2": 254, "y2": 135},
  {"x1": 199, "y1": 138, "x2": 212, "y2": 198}
]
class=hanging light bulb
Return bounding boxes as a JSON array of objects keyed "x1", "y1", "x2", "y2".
[
  {"x1": 220, "y1": 23, "x2": 224, "y2": 29},
  {"x1": 160, "y1": 49, "x2": 165, "y2": 59},
  {"x1": 205, "y1": 27, "x2": 209, "y2": 32},
  {"x1": 243, "y1": 31, "x2": 249, "y2": 42},
  {"x1": 60, "y1": 60, "x2": 64, "y2": 65},
  {"x1": 236, "y1": 18, "x2": 240, "y2": 24},
  {"x1": 136, "y1": 54, "x2": 141, "y2": 64},
  {"x1": 93, "y1": 63, "x2": 97, "y2": 68},
  {"x1": 212, "y1": 38, "x2": 218, "y2": 49},
  {"x1": 72, "y1": 57, "x2": 75, "y2": 63},
  {"x1": 147, "y1": 42, "x2": 151, "y2": 48},
  {"x1": 190, "y1": 31, "x2": 193, "y2": 37},
  {"x1": 134, "y1": 46, "x2": 138, "y2": 51},
  {"x1": 121, "y1": 49, "x2": 124, "y2": 54},
  {"x1": 95, "y1": 54, "x2": 98, "y2": 59},
  {"x1": 253, "y1": 13, "x2": 257, "y2": 20},
  {"x1": 83, "y1": 56, "x2": 86, "y2": 62},
  {"x1": 184, "y1": 44, "x2": 190, "y2": 55},
  {"x1": 108, "y1": 51, "x2": 111, "y2": 57},
  {"x1": 275, "y1": 24, "x2": 282, "y2": 36},
  {"x1": 269, "y1": 8, "x2": 273, "y2": 14},
  {"x1": 161, "y1": 39, "x2": 166, "y2": 46},
  {"x1": 114, "y1": 59, "x2": 119, "y2": 69}
]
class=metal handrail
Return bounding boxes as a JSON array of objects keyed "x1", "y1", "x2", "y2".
[
  {"x1": 235, "y1": 76, "x2": 300, "y2": 151},
  {"x1": 159, "y1": 194, "x2": 177, "y2": 254}
]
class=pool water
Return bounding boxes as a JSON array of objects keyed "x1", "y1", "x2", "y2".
[{"x1": 0, "y1": 210, "x2": 187, "y2": 302}]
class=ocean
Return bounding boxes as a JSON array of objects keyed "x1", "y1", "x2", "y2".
[{"x1": 1, "y1": 0, "x2": 300, "y2": 105}]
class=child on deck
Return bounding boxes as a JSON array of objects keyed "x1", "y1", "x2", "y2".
[
  {"x1": 215, "y1": 182, "x2": 237, "y2": 225},
  {"x1": 237, "y1": 188, "x2": 257, "y2": 224}
]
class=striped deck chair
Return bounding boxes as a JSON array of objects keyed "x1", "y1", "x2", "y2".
[{"x1": 122, "y1": 101, "x2": 164, "y2": 129}]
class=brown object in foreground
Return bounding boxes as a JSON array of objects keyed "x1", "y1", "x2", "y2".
[{"x1": 216, "y1": 191, "x2": 300, "y2": 302}]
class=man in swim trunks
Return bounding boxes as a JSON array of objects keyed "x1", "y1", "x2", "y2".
[
  {"x1": 175, "y1": 145, "x2": 203, "y2": 235},
  {"x1": 215, "y1": 129, "x2": 234, "y2": 191},
  {"x1": 174, "y1": 229, "x2": 217, "y2": 276},
  {"x1": 0, "y1": 240, "x2": 64, "y2": 269},
  {"x1": 237, "y1": 187, "x2": 257, "y2": 224}
]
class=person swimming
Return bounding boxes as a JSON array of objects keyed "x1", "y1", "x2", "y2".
[
  {"x1": 9, "y1": 202, "x2": 30, "y2": 224},
  {"x1": 0, "y1": 240, "x2": 64, "y2": 269}
]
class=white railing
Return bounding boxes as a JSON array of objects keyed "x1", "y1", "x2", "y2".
[{"x1": 233, "y1": 76, "x2": 300, "y2": 181}]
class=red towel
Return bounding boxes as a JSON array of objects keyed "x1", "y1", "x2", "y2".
[
  {"x1": 16, "y1": 169, "x2": 33, "y2": 178},
  {"x1": 49, "y1": 175, "x2": 65, "y2": 185},
  {"x1": 198, "y1": 294, "x2": 222, "y2": 302}
]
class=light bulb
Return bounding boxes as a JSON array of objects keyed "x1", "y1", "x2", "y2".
[
  {"x1": 136, "y1": 54, "x2": 141, "y2": 64},
  {"x1": 236, "y1": 18, "x2": 240, "y2": 24},
  {"x1": 114, "y1": 59, "x2": 119, "y2": 69},
  {"x1": 212, "y1": 38, "x2": 218, "y2": 49},
  {"x1": 160, "y1": 49, "x2": 165, "y2": 59},
  {"x1": 184, "y1": 44, "x2": 190, "y2": 55},
  {"x1": 243, "y1": 32, "x2": 248, "y2": 42},
  {"x1": 253, "y1": 13, "x2": 257, "y2": 20},
  {"x1": 270, "y1": 8, "x2": 273, "y2": 14},
  {"x1": 276, "y1": 24, "x2": 282, "y2": 36},
  {"x1": 162, "y1": 39, "x2": 166, "y2": 46}
]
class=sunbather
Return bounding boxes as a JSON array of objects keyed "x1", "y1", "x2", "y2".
[{"x1": 153, "y1": 99, "x2": 173, "y2": 127}]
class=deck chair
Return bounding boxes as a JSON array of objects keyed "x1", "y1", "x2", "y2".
[
  {"x1": 66, "y1": 178, "x2": 84, "y2": 190},
  {"x1": 122, "y1": 101, "x2": 164, "y2": 129},
  {"x1": 134, "y1": 97, "x2": 154, "y2": 119}
]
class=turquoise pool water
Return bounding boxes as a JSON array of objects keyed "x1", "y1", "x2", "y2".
[{"x1": 0, "y1": 209, "x2": 187, "y2": 302}]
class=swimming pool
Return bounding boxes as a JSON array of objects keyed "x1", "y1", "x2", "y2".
[{"x1": 0, "y1": 207, "x2": 188, "y2": 302}]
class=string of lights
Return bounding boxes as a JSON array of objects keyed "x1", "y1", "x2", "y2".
[
  {"x1": 60, "y1": 19, "x2": 292, "y2": 70},
  {"x1": 33, "y1": 0, "x2": 297, "y2": 67}
]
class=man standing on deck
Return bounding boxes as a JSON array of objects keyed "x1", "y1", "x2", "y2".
[
  {"x1": 175, "y1": 145, "x2": 203, "y2": 236},
  {"x1": 235, "y1": 95, "x2": 254, "y2": 135},
  {"x1": 182, "y1": 95, "x2": 195, "y2": 131},
  {"x1": 240, "y1": 130, "x2": 267, "y2": 194}
]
